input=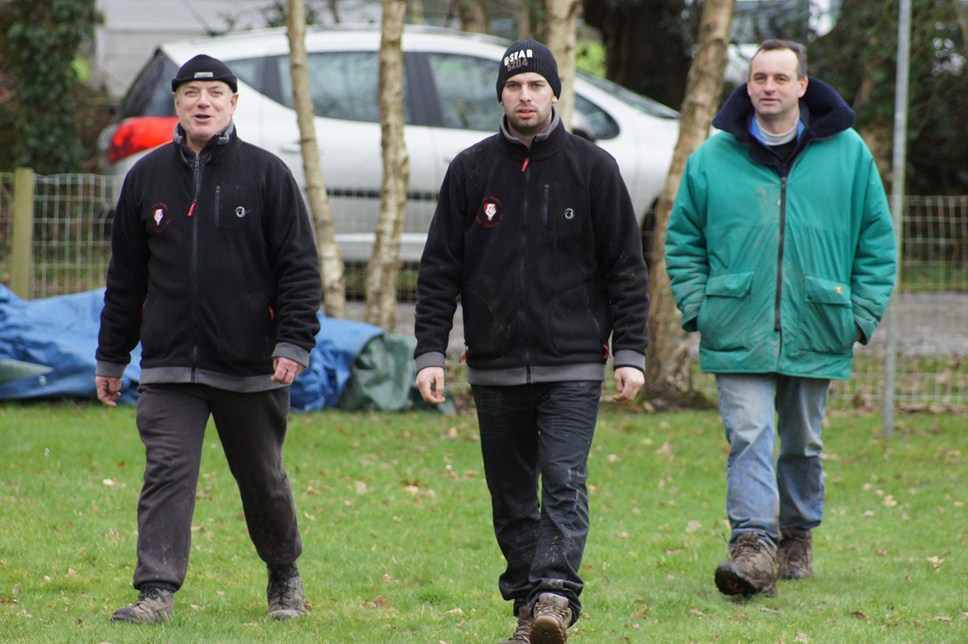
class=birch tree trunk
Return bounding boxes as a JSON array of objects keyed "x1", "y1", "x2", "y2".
[
  {"x1": 646, "y1": 0, "x2": 735, "y2": 399},
  {"x1": 364, "y1": 0, "x2": 410, "y2": 330},
  {"x1": 545, "y1": 0, "x2": 580, "y2": 130},
  {"x1": 408, "y1": 0, "x2": 424, "y2": 24},
  {"x1": 457, "y1": 0, "x2": 489, "y2": 33},
  {"x1": 287, "y1": 0, "x2": 346, "y2": 317}
]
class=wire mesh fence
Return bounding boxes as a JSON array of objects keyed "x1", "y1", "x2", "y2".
[{"x1": 1, "y1": 172, "x2": 966, "y2": 408}]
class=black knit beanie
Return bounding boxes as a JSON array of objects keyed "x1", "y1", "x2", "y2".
[
  {"x1": 171, "y1": 54, "x2": 238, "y2": 93},
  {"x1": 496, "y1": 39, "x2": 561, "y2": 101}
]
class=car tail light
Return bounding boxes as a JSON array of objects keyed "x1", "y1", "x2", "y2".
[{"x1": 108, "y1": 116, "x2": 179, "y2": 163}]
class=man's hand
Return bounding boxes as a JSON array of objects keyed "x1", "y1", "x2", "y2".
[
  {"x1": 612, "y1": 366, "x2": 644, "y2": 404},
  {"x1": 416, "y1": 366, "x2": 446, "y2": 404},
  {"x1": 272, "y1": 357, "x2": 305, "y2": 385},
  {"x1": 95, "y1": 375, "x2": 122, "y2": 407}
]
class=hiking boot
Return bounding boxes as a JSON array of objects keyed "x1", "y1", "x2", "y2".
[
  {"x1": 267, "y1": 564, "x2": 306, "y2": 620},
  {"x1": 110, "y1": 586, "x2": 174, "y2": 624},
  {"x1": 499, "y1": 604, "x2": 533, "y2": 643},
  {"x1": 778, "y1": 529, "x2": 813, "y2": 580},
  {"x1": 714, "y1": 532, "x2": 778, "y2": 597},
  {"x1": 529, "y1": 592, "x2": 571, "y2": 643}
]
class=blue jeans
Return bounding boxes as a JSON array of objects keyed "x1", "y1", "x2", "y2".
[
  {"x1": 715, "y1": 374, "x2": 829, "y2": 545},
  {"x1": 471, "y1": 381, "x2": 600, "y2": 623}
]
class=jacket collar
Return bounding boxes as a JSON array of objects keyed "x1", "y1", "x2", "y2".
[
  {"x1": 712, "y1": 77, "x2": 856, "y2": 146},
  {"x1": 173, "y1": 120, "x2": 237, "y2": 164},
  {"x1": 498, "y1": 108, "x2": 567, "y2": 159}
]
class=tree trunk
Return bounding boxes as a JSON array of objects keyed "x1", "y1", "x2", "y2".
[
  {"x1": 545, "y1": 0, "x2": 580, "y2": 130},
  {"x1": 583, "y1": 0, "x2": 690, "y2": 110},
  {"x1": 364, "y1": 0, "x2": 410, "y2": 331},
  {"x1": 457, "y1": 0, "x2": 489, "y2": 33},
  {"x1": 408, "y1": 0, "x2": 424, "y2": 24},
  {"x1": 287, "y1": 0, "x2": 346, "y2": 317},
  {"x1": 646, "y1": 0, "x2": 735, "y2": 397}
]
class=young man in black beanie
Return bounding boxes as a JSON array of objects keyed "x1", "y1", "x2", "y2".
[
  {"x1": 97, "y1": 53, "x2": 320, "y2": 624},
  {"x1": 414, "y1": 39, "x2": 649, "y2": 644}
]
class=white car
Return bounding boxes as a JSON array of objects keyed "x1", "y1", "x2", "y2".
[{"x1": 99, "y1": 25, "x2": 680, "y2": 262}]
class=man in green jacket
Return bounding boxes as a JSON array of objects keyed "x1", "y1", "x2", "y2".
[{"x1": 666, "y1": 39, "x2": 896, "y2": 597}]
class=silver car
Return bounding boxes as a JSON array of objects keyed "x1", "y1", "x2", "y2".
[{"x1": 99, "y1": 25, "x2": 679, "y2": 262}]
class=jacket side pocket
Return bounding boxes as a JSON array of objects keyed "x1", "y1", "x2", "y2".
[
  {"x1": 697, "y1": 271, "x2": 754, "y2": 351},
  {"x1": 799, "y1": 275, "x2": 854, "y2": 354}
]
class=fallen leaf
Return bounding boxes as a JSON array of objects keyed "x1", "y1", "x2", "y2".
[
  {"x1": 850, "y1": 610, "x2": 869, "y2": 620},
  {"x1": 685, "y1": 520, "x2": 703, "y2": 534},
  {"x1": 363, "y1": 595, "x2": 391, "y2": 609}
]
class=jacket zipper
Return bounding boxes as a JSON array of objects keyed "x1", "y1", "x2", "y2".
[
  {"x1": 520, "y1": 155, "x2": 533, "y2": 382},
  {"x1": 775, "y1": 176, "x2": 788, "y2": 333},
  {"x1": 190, "y1": 153, "x2": 202, "y2": 380},
  {"x1": 541, "y1": 183, "x2": 549, "y2": 228}
]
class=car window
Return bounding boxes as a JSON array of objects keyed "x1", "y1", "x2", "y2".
[
  {"x1": 226, "y1": 57, "x2": 265, "y2": 95},
  {"x1": 573, "y1": 94, "x2": 620, "y2": 140},
  {"x1": 119, "y1": 51, "x2": 178, "y2": 119},
  {"x1": 578, "y1": 72, "x2": 680, "y2": 119},
  {"x1": 270, "y1": 51, "x2": 409, "y2": 123},
  {"x1": 426, "y1": 54, "x2": 502, "y2": 131}
]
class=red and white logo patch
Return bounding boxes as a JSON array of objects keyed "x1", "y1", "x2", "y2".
[
  {"x1": 476, "y1": 197, "x2": 503, "y2": 228},
  {"x1": 149, "y1": 202, "x2": 170, "y2": 232}
]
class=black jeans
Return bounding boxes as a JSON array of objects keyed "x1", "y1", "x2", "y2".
[
  {"x1": 131, "y1": 384, "x2": 301, "y2": 591},
  {"x1": 472, "y1": 381, "x2": 601, "y2": 623}
]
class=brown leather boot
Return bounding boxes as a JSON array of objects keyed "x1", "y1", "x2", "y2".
[
  {"x1": 499, "y1": 604, "x2": 533, "y2": 643},
  {"x1": 110, "y1": 586, "x2": 174, "y2": 624},
  {"x1": 714, "y1": 532, "x2": 778, "y2": 597},
  {"x1": 778, "y1": 529, "x2": 813, "y2": 579},
  {"x1": 529, "y1": 592, "x2": 571, "y2": 643}
]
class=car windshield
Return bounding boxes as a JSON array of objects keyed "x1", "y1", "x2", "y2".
[
  {"x1": 269, "y1": 51, "x2": 410, "y2": 123},
  {"x1": 577, "y1": 72, "x2": 680, "y2": 119}
]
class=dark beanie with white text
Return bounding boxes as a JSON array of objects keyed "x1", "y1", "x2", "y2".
[{"x1": 496, "y1": 39, "x2": 561, "y2": 101}]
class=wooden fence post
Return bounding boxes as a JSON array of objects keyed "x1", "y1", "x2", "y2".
[{"x1": 11, "y1": 167, "x2": 35, "y2": 300}]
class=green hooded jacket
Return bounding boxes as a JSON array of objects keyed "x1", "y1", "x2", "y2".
[{"x1": 666, "y1": 79, "x2": 897, "y2": 380}]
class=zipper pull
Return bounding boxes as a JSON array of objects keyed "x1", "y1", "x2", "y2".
[
  {"x1": 187, "y1": 201, "x2": 196, "y2": 217},
  {"x1": 521, "y1": 157, "x2": 530, "y2": 172}
]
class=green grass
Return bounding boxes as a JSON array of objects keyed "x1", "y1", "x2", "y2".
[{"x1": 0, "y1": 402, "x2": 965, "y2": 642}]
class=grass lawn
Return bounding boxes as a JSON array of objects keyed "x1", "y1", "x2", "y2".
[{"x1": 0, "y1": 402, "x2": 965, "y2": 642}]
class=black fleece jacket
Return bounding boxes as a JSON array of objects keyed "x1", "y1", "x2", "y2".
[
  {"x1": 414, "y1": 114, "x2": 650, "y2": 385},
  {"x1": 96, "y1": 123, "x2": 321, "y2": 392}
]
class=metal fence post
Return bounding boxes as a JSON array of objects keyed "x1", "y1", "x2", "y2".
[
  {"x1": 882, "y1": 0, "x2": 911, "y2": 437},
  {"x1": 10, "y1": 167, "x2": 36, "y2": 300}
]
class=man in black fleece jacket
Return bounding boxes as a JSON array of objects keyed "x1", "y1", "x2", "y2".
[
  {"x1": 95, "y1": 55, "x2": 321, "y2": 624},
  {"x1": 414, "y1": 39, "x2": 649, "y2": 644}
]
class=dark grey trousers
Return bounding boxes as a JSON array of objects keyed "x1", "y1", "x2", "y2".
[{"x1": 131, "y1": 384, "x2": 301, "y2": 591}]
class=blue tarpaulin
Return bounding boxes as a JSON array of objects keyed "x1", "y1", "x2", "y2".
[{"x1": 0, "y1": 286, "x2": 394, "y2": 410}]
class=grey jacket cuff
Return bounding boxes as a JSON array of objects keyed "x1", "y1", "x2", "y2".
[
  {"x1": 415, "y1": 351, "x2": 446, "y2": 372},
  {"x1": 273, "y1": 342, "x2": 311, "y2": 368},
  {"x1": 613, "y1": 349, "x2": 645, "y2": 372},
  {"x1": 96, "y1": 360, "x2": 128, "y2": 379}
]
